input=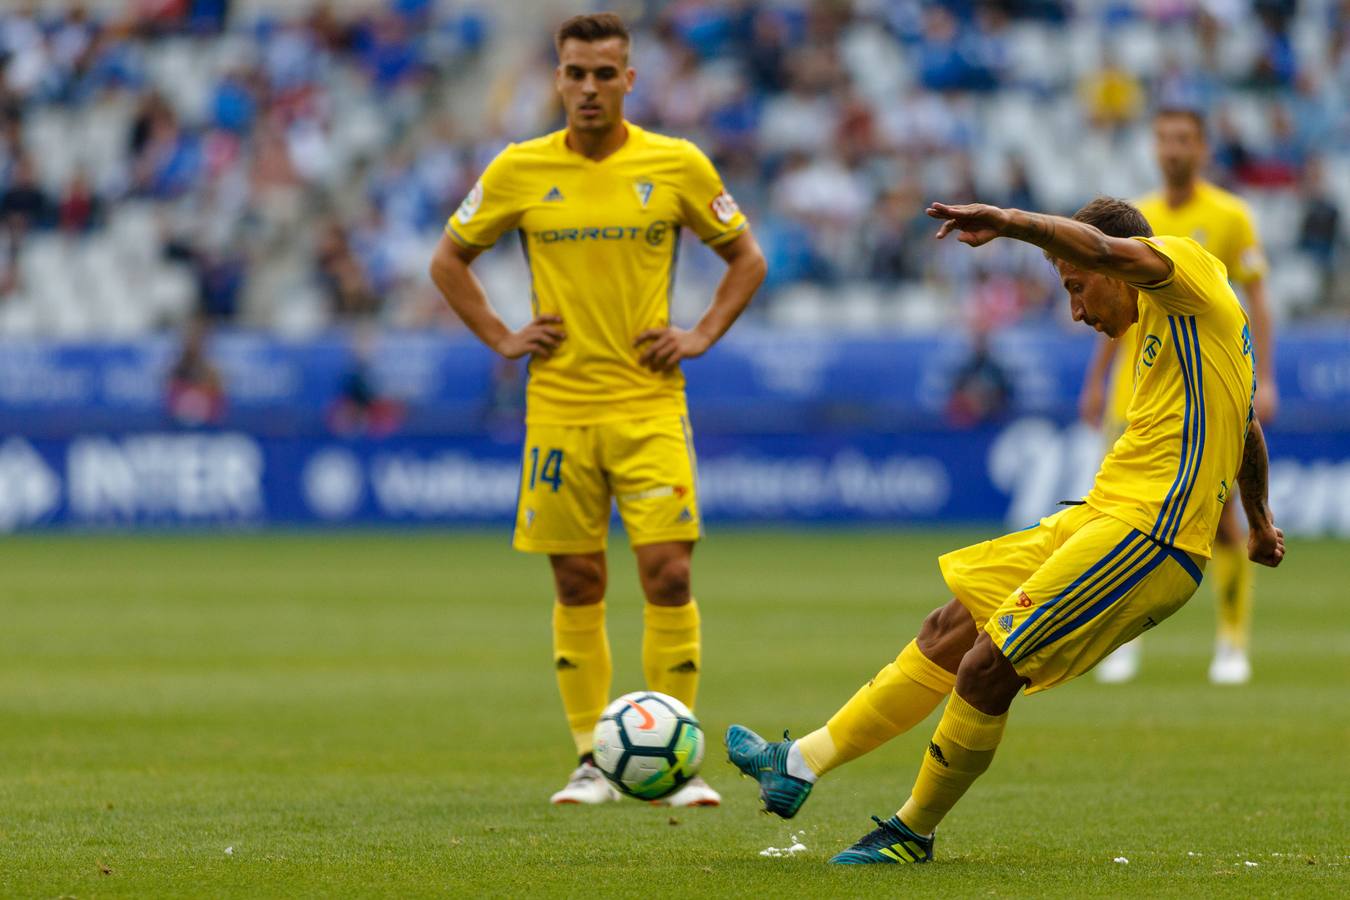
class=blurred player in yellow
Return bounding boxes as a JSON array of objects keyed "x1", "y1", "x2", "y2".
[
  {"x1": 429, "y1": 13, "x2": 765, "y2": 807},
  {"x1": 727, "y1": 197, "x2": 1284, "y2": 864},
  {"x1": 1082, "y1": 108, "x2": 1276, "y2": 684}
]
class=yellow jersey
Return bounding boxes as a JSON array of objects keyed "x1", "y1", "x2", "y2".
[
  {"x1": 1105, "y1": 181, "x2": 1266, "y2": 425},
  {"x1": 446, "y1": 122, "x2": 748, "y2": 425},
  {"x1": 1086, "y1": 236, "x2": 1256, "y2": 558}
]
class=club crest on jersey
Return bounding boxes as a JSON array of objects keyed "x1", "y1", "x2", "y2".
[
  {"x1": 1140, "y1": 334, "x2": 1162, "y2": 368},
  {"x1": 633, "y1": 180, "x2": 653, "y2": 208},
  {"x1": 542, "y1": 186, "x2": 565, "y2": 203},
  {"x1": 455, "y1": 181, "x2": 483, "y2": 224}
]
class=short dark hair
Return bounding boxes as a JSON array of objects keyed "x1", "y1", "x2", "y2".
[
  {"x1": 555, "y1": 12, "x2": 630, "y2": 54},
  {"x1": 1154, "y1": 106, "x2": 1207, "y2": 140},
  {"x1": 1073, "y1": 196, "x2": 1153, "y2": 239}
]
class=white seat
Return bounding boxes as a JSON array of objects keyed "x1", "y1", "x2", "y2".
[{"x1": 1268, "y1": 255, "x2": 1326, "y2": 316}]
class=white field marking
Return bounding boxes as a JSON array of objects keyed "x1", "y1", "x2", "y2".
[
  {"x1": 1113, "y1": 857, "x2": 1129, "y2": 864},
  {"x1": 225, "y1": 847, "x2": 234, "y2": 856},
  {"x1": 1245, "y1": 861, "x2": 1259, "y2": 867}
]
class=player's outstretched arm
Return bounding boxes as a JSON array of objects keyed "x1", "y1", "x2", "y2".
[
  {"x1": 1237, "y1": 418, "x2": 1284, "y2": 567},
  {"x1": 926, "y1": 201, "x2": 1172, "y2": 285},
  {"x1": 635, "y1": 231, "x2": 766, "y2": 372},
  {"x1": 429, "y1": 234, "x2": 564, "y2": 360}
]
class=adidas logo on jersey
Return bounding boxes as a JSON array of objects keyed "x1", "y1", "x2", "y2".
[{"x1": 543, "y1": 186, "x2": 565, "y2": 202}]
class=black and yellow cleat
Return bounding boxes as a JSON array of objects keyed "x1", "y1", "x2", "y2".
[{"x1": 829, "y1": 815, "x2": 934, "y2": 864}]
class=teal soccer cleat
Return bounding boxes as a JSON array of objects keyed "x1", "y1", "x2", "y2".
[
  {"x1": 829, "y1": 815, "x2": 934, "y2": 864},
  {"x1": 724, "y1": 725, "x2": 813, "y2": 819}
]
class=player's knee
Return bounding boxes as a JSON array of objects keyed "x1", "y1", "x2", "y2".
[
  {"x1": 917, "y1": 598, "x2": 977, "y2": 671},
  {"x1": 955, "y1": 632, "x2": 1024, "y2": 713},
  {"x1": 552, "y1": 557, "x2": 606, "y2": 606},
  {"x1": 643, "y1": 554, "x2": 691, "y2": 606}
]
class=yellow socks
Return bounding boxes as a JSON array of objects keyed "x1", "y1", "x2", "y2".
[
  {"x1": 898, "y1": 692, "x2": 1008, "y2": 835},
  {"x1": 1211, "y1": 541, "x2": 1253, "y2": 649},
  {"x1": 642, "y1": 600, "x2": 702, "y2": 709},
  {"x1": 553, "y1": 601, "x2": 611, "y2": 756},
  {"x1": 796, "y1": 640, "x2": 956, "y2": 777}
]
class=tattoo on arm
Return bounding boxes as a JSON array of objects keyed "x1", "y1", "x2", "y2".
[
  {"x1": 1237, "y1": 420, "x2": 1271, "y2": 527},
  {"x1": 1007, "y1": 213, "x2": 1057, "y2": 247}
]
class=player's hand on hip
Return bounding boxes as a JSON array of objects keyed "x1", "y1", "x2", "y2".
[
  {"x1": 926, "y1": 202, "x2": 1008, "y2": 247},
  {"x1": 496, "y1": 315, "x2": 564, "y2": 360},
  {"x1": 1255, "y1": 380, "x2": 1279, "y2": 422},
  {"x1": 634, "y1": 326, "x2": 710, "y2": 373},
  {"x1": 1248, "y1": 520, "x2": 1285, "y2": 567}
]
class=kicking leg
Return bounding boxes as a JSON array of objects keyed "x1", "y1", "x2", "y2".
[
  {"x1": 796, "y1": 598, "x2": 974, "y2": 775},
  {"x1": 831, "y1": 632, "x2": 1025, "y2": 864},
  {"x1": 726, "y1": 598, "x2": 977, "y2": 818}
]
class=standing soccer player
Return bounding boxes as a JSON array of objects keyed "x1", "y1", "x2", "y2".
[
  {"x1": 1083, "y1": 108, "x2": 1276, "y2": 684},
  {"x1": 429, "y1": 13, "x2": 766, "y2": 806},
  {"x1": 727, "y1": 197, "x2": 1283, "y2": 863}
]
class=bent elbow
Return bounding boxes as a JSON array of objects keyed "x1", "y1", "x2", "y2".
[{"x1": 750, "y1": 251, "x2": 768, "y2": 290}]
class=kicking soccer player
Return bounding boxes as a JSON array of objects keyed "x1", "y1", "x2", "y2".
[
  {"x1": 1083, "y1": 108, "x2": 1276, "y2": 684},
  {"x1": 727, "y1": 197, "x2": 1283, "y2": 863},
  {"x1": 429, "y1": 13, "x2": 765, "y2": 807}
]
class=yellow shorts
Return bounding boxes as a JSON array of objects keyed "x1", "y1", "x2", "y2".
[
  {"x1": 512, "y1": 415, "x2": 702, "y2": 554},
  {"x1": 939, "y1": 504, "x2": 1204, "y2": 693}
]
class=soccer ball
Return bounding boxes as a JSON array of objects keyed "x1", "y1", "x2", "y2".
[{"x1": 592, "y1": 691, "x2": 704, "y2": 800}]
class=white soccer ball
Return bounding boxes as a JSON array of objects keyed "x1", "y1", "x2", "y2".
[{"x1": 592, "y1": 691, "x2": 705, "y2": 800}]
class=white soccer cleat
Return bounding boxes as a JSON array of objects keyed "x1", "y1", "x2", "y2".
[
  {"x1": 550, "y1": 761, "x2": 621, "y2": 805},
  {"x1": 1095, "y1": 640, "x2": 1141, "y2": 684},
  {"x1": 1208, "y1": 641, "x2": 1251, "y2": 685},
  {"x1": 656, "y1": 775, "x2": 721, "y2": 808}
]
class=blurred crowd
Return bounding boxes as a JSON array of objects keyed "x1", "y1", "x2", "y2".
[{"x1": 0, "y1": 0, "x2": 1346, "y2": 340}]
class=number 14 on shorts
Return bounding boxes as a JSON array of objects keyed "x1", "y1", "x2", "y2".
[{"x1": 527, "y1": 447, "x2": 564, "y2": 492}]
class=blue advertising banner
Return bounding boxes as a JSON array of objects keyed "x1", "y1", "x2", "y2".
[
  {"x1": 0, "y1": 325, "x2": 1347, "y2": 435},
  {"x1": 0, "y1": 422, "x2": 1344, "y2": 537}
]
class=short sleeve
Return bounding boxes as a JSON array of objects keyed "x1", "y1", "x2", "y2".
[
  {"x1": 675, "y1": 142, "x2": 748, "y2": 246},
  {"x1": 1128, "y1": 235, "x2": 1224, "y2": 315},
  {"x1": 1226, "y1": 202, "x2": 1267, "y2": 286},
  {"x1": 445, "y1": 146, "x2": 522, "y2": 249}
]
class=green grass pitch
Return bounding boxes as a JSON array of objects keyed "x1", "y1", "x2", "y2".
[{"x1": 1, "y1": 529, "x2": 1346, "y2": 898}]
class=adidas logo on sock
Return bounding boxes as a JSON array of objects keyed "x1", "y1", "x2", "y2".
[
  {"x1": 555, "y1": 656, "x2": 578, "y2": 670},
  {"x1": 543, "y1": 186, "x2": 565, "y2": 202},
  {"x1": 668, "y1": 659, "x2": 698, "y2": 674},
  {"x1": 927, "y1": 741, "x2": 949, "y2": 768}
]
